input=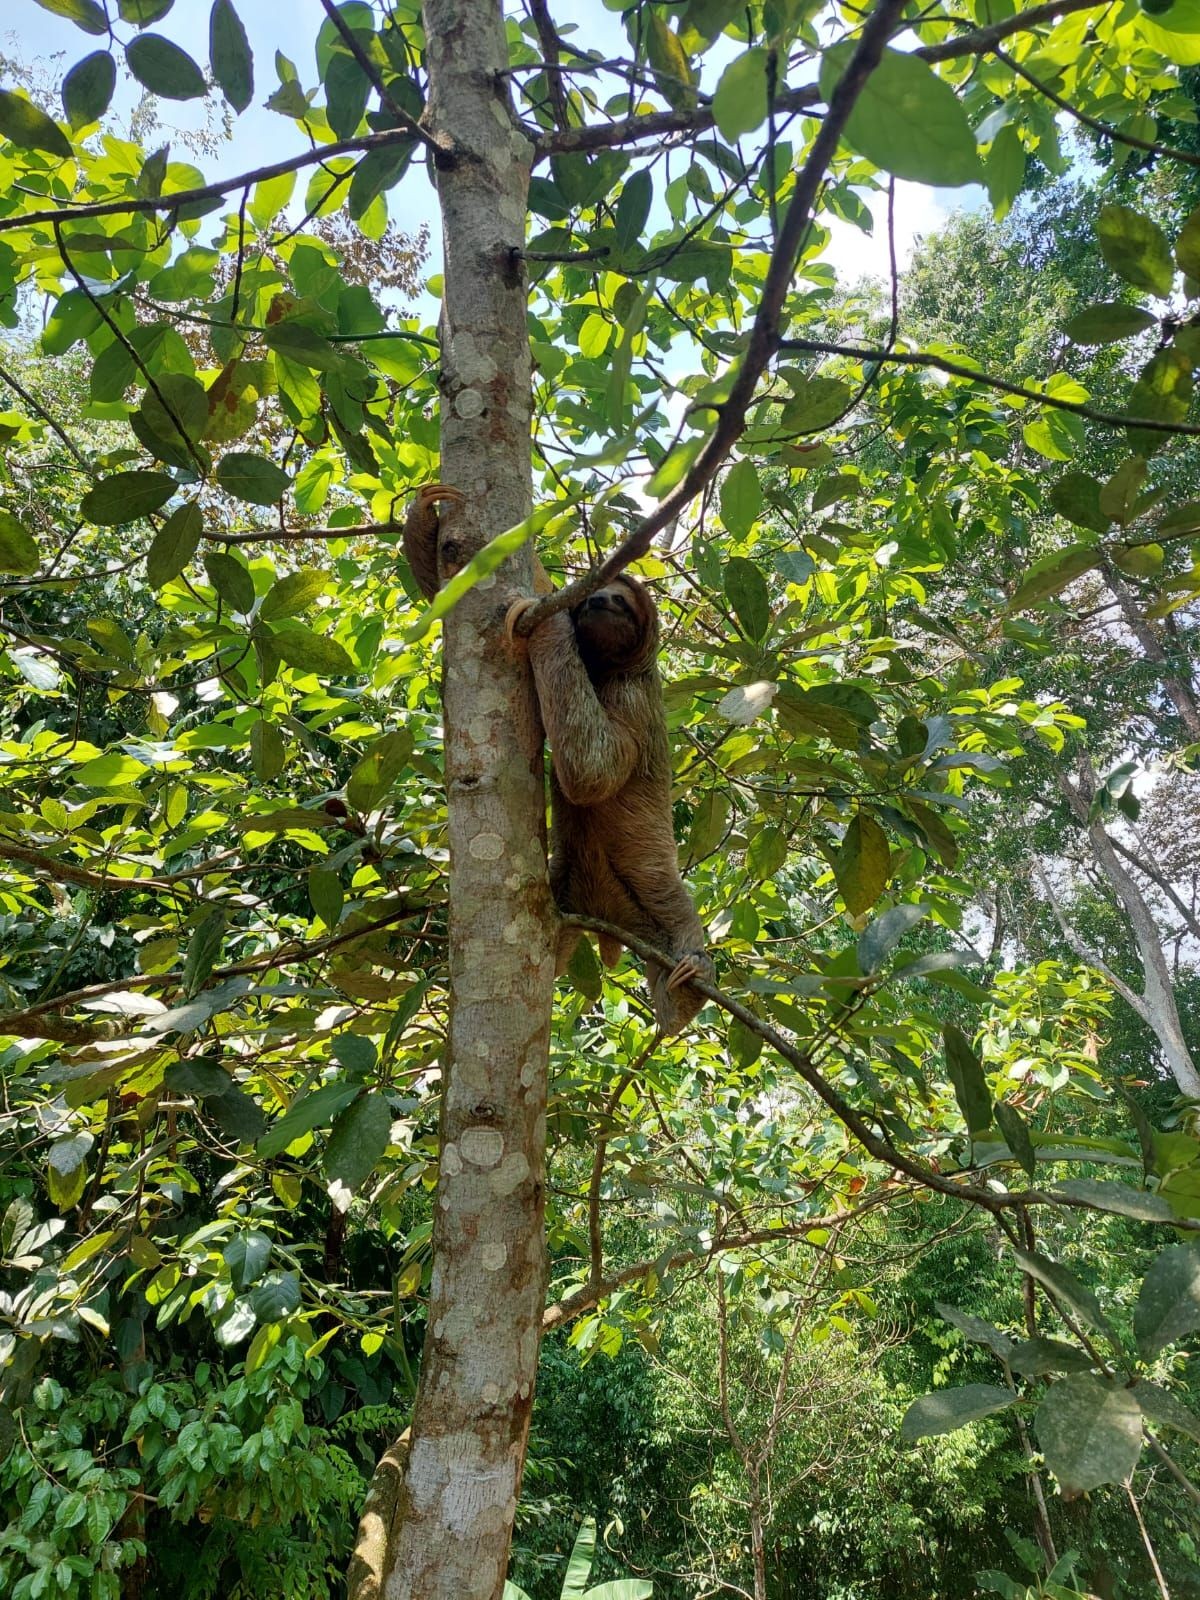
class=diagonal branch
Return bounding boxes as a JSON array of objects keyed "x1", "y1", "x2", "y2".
[
  {"x1": 317, "y1": 0, "x2": 444, "y2": 160},
  {"x1": 514, "y1": 0, "x2": 907, "y2": 633}
]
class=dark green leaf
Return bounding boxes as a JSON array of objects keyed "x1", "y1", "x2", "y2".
[
  {"x1": 126, "y1": 35, "x2": 209, "y2": 100},
  {"x1": 1132, "y1": 1379, "x2": 1200, "y2": 1445},
  {"x1": 1097, "y1": 203, "x2": 1174, "y2": 296},
  {"x1": 324, "y1": 50, "x2": 370, "y2": 139},
  {"x1": 1127, "y1": 347, "x2": 1193, "y2": 456},
  {"x1": 1048, "y1": 471, "x2": 1110, "y2": 534},
  {"x1": 1014, "y1": 1247, "x2": 1117, "y2": 1343},
  {"x1": 713, "y1": 46, "x2": 770, "y2": 142},
  {"x1": 260, "y1": 567, "x2": 327, "y2": 620},
  {"x1": 347, "y1": 730, "x2": 412, "y2": 811},
  {"x1": 146, "y1": 502, "x2": 203, "y2": 589},
  {"x1": 900, "y1": 1384, "x2": 1013, "y2": 1442},
  {"x1": 857, "y1": 903, "x2": 930, "y2": 974},
  {"x1": 249, "y1": 1269, "x2": 300, "y2": 1320},
  {"x1": 1009, "y1": 1337, "x2": 1093, "y2": 1378},
  {"x1": 818, "y1": 45, "x2": 982, "y2": 188},
  {"x1": 348, "y1": 141, "x2": 413, "y2": 220},
  {"x1": 182, "y1": 909, "x2": 226, "y2": 996},
  {"x1": 216, "y1": 450, "x2": 290, "y2": 505},
  {"x1": 210, "y1": 0, "x2": 254, "y2": 114},
  {"x1": 250, "y1": 718, "x2": 286, "y2": 781},
  {"x1": 32, "y1": 0, "x2": 108, "y2": 35},
  {"x1": 614, "y1": 170, "x2": 652, "y2": 253},
  {"x1": 325, "y1": 1093, "x2": 391, "y2": 1200},
  {"x1": 720, "y1": 459, "x2": 762, "y2": 536},
  {"x1": 834, "y1": 814, "x2": 890, "y2": 917},
  {"x1": 270, "y1": 623, "x2": 357, "y2": 677},
  {"x1": 1006, "y1": 543, "x2": 1098, "y2": 611},
  {"x1": 935, "y1": 1303, "x2": 1016, "y2": 1362},
  {"x1": 782, "y1": 377, "x2": 852, "y2": 435},
  {"x1": 263, "y1": 322, "x2": 342, "y2": 372},
  {"x1": 943, "y1": 1023, "x2": 992, "y2": 1137},
  {"x1": 223, "y1": 1229, "x2": 271, "y2": 1290},
  {"x1": 724, "y1": 555, "x2": 770, "y2": 640},
  {"x1": 258, "y1": 1081, "x2": 360, "y2": 1158},
  {"x1": 204, "y1": 550, "x2": 256, "y2": 613},
  {"x1": 994, "y1": 1101, "x2": 1036, "y2": 1178},
  {"x1": 0, "y1": 88, "x2": 73, "y2": 159},
  {"x1": 1035, "y1": 1376, "x2": 1142, "y2": 1493},
  {"x1": 1053, "y1": 1177, "x2": 1175, "y2": 1223},
  {"x1": 119, "y1": 0, "x2": 174, "y2": 24},
  {"x1": 82, "y1": 471, "x2": 176, "y2": 525},
  {"x1": 0, "y1": 510, "x2": 38, "y2": 575},
  {"x1": 1064, "y1": 302, "x2": 1157, "y2": 345},
  {"x1": 308, "y1": 867, "x2": 343, "y2": 929},
  {"x1": 1135, "y1": 1243, "x2": 1200, "y2": 1359},
  {"x1": 62, "y1": 51, "x2": 116, "y2": 129}
]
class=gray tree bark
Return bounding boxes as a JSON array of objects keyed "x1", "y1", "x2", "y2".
[{"x1": 360, "y1": 4, "x2": 557, "y2": 1595}]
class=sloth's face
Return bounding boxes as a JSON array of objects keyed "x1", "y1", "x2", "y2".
[{"x1": 572, "y1": 579, "x2": 647, "y2": 674}]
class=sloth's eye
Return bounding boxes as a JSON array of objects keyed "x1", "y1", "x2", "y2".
[{"x1": 611, "y1": 593, "x2": 631, "y2": 615}]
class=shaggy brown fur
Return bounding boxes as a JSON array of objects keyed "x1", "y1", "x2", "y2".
[{"x1": 403, "y1": 486, "x2": 712, "y2": 1035}]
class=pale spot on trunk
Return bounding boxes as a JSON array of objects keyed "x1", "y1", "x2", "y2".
[
  {"x1": 442, "y1": 1143, "x2": 463, "y2": 1176},
  {"x1": 482, "y1": 1242, "x2": 507, "y2": 1270},
  {"x1": 454, "y1": 388, "x2": 485, "y2": 418},
  {"x1": 461, "y1": 1127, "x2": 504, "y2": 1168},
  {"x1": 468, "y1": 832, "x2": 504, "y2": 860},
  {"x1": 489, "y1": 1151, "x2": 530, "y2": 1195}
]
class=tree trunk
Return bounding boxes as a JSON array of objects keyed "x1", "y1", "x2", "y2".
[
  {"x1": 1102, "y1": 560, "x2": 1200, "y2": 741},
  {"x1": 360, "y1": 3, "x2": 557, "y2": 1595}
]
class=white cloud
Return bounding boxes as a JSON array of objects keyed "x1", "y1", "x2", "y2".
[{"x1": 822, "y1": 182, "x2": 985, "y2": 288}]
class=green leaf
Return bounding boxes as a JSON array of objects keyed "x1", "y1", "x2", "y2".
[
  {"x1": 782, "y1": 377, "x2": 851, "y2": 435},
  {"x1": 713, "y1": 46, "x2": 770, "y2": 143},
  {"x1": 209, "y1": 0, "x2": 254, "y2": 114},
  {"x1": 62, "y1": 51, "x2": 117, "y2": 129},
  {"x1": 720, "y1": 459, "x2": 762, "y2": 536},
  {"x1": 645, "y1": 12, "x2": 696, "y2": 112},
  {"x1": 308, "y1": 867, "x2": 343, "y2": 929},
  {"x1": 249, "y1": 1269, "x2": 300, "y2": 1321},
  {"x1": 1022, "y1": 407, "x2": 1084, "y2": 461},
  {"x1": 943, "y1": 1023, "x2": 991, "y2": 1137},
  {"x1": 204, "y1": 550, "x2": 256, "y2": 613},
  {"x1": 223, "y1": 1229, "x2": 271, "y2": 1290},
  {"x1": 1014, "y1": 1247, "x2": 1117, "y2": 1343},
  {"x1": 1009, "y1": 1337, "x2": 1093, "y2": 1378},
  {"x1": 900, "y1": 1384, "x2": 1013, "y2": 1442},
  {"x1": 1097, "y1": 203, "x2": 1174, "y2": 296},
  {"x1": 1112, "y1": 541, "x2": 1164, "y2": 577},
  {"x1": 182, "y1": 909, "x2": 226, "y2": 996},
  {"x1": 349, "y1": 141, "x2": 413, "y2": 221},
  {"x1": 747, "y1": 824, "x2": 787, "y2": 881},
  {"x1": 74, "y1": 752, "x2": 149, "y2": 786},
  {"x1": 146, "y1": 502, "x2": 203, "y2": 589},
  {"x1": 1053, "y1": 1177, "x2": 1175, "y2": 1224},
  {"x1": 994, "y1": 1101, "x2": 1036, "y2": 1178},
  {"x1": 32, "y1": 0, "x2": 108, "y2": 35},
  {"x1": 1035, "y1": 1376, "x2": 1143, "y2": 1494},
  {"x1": 1127, "y1": 347, "x2": 1193, "y2": 456},
  {"x1": 325, "y1": 50, "x2": 370, "y2": 139},
  {"x1": 126, "y1": 35, "x2": 209, "y2": 100},
  {"x1": 614, "y1": 170, "x2": 652, "y2": 253},
  {"x1": 347, "y1": 730, "x2": 412, "y2": 811},
  {"x1": 1135, "y1": 1243, "x2": 1200, "y2": 1359},
  {"x1": 258, "y1": 1081, "x2": 360, "y2": 1158},
  {"x1": 1132, "y1": 1379, "x2": 1200, "y2": 1445},
  {"x1": 260, "y1": 567, "x2": 327, "y2": 620},
  {"x1": 216, "y1": 450, "x2": 290, "y2": 505},
  {"x1": 48, "y1": 1132, "x2": 92, "y2": 1210},
  {"x1": 1064, "y1": 302, "x2": 1157, "y2": 345},
  {"x1": 935, "y1": 1303, "x2": 1016, "y2": 1362},
  {"x1": 1006, "y1": 543, "x2": 1098, "y2": 612},
  {"x1": 270, "y1": 623, "x2": 357, "y2": 677},
  {"x1": 82, "y1": 472, "x2": 176, "y2": 525},
  {"x1": 1048, "y1": 471, "x2": 1110, "y2": 535},
  {"x1": 687, "y1": 790, "x2": 730, "y2": 862},
  {"x1": 250, "y1": 168, "x2": 296, "y2": 227},
  {"x1": 834, "y1": 814, "x2": 890, "y2": 916},
  {"x1": 857, "y1": 903, "x2": 930, "y2": 974},
  {"x1": 325, "y1": 1093, "x2": 391, "y2": 1201},
  {"x1": 724, "y1": 555, "x2": 770, "y2": 640},
  {"x1": 1099, "y1": 455, "x2": 1148, "y2": 523},
  {"x1": 818, "y1": 45, "x2": 981, "y2": 188},
  {"x1": 250, "y1": 718, "x2": 286, "y2": 781},
  {"x1": 119, "y1": 0, "x2": 175, "y2": 24},
  {"x1": 984, "y1": 122, "x2": 1024, "y2": 221},
  {"x1": 0, "y1": 88, "x2": 74, "y2": 159},
  {"x1": 262, "y1": 322, "x2": 341, "y2": 372},
  {"x1": 0, "y1": 510, "x2": 38, "y2": 575}
]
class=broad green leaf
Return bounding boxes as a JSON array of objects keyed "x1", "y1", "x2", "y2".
[
  {"x1": 1097, "y1": 203, "x2": 1174, "y2": 296},
  {"x1": 308, "y1": 867, "x2": 343, "y2": 929},
  {"x1": 146, "y1": 502, "x2": 203, "y2": 588},
  {"x1": 724, "y1": 555, "x2": 770, "y2": 640},
  {"x1": 250, "y1": 718, "x2": 286, "y2": 781},
  {"x1": 119, "y1": 0, "x2": 175, "y2": 23},
  {"x1": 687, "y1": 790, "x2": 730, "y2": 861},
  {"x1": 747, "y1": 824, "x2": 786, "y2": 881},
  {"x1": 562, "y1": 1515, "x2": 597, "y2": 1598},
  {"x1": 1022, "y1": 407, "x2": 1084, "y2": 461},
  {"x1": 1035, "y1": 1377, "x2": 1142, "y2": 1494},
  {"x1": 74, "y1": 752, "x2": 149, "y2": 786},
  {"x1": 204, "y1": 550, "x2": 256, "y2": 613},
  {"x1": 1063, "y1": 302, "x2": 1157, "y2": 345},
  {"x1": 216, "y1": 450, "x2": 290, "y2": 505},
  {"x1": 1126, "y1": 347, "x2": 1193, "y2": 456},
  {"x1": 348, "y1": 141, "x2": 413, "y2": 220},
  {"x1": 934, "y1": 1303, "x2": 1015, "y2": 1362},
  {"x1": 720, "y1": 459, "x2": 762, "y2": 536},
  {"x1": 62, "y1": 51, "x2": 117, "y2": 129},
  {"x1": 1135, "y1": 1243, "x2": 1200, "y2": 1359},
  {"x1": 1053, "y1": 1178, "x2": 1175, "y2": 1224},
  {"x1": 181, "y1": 909, "x2": 226, "y2": 996},
  {"x1": 210, "y1": 0, "x2": 254, "y2": 114},
  {"x1": 325, "y1": 51, "x2": 370, "y2": 139},
  {"x1": 1048, "y1": 471, "x2": 1110, "y2": 535},
  {"x1": 0, "y1": 88, "x2": 74, "y2": 159},
  {"x1": 250, "y1": 168, "x2": 297, "y2": 226},
  {"x1": 347, "y1": 730, "x2": 412, "y2": 811},
  {"x1": 1006, "y1": 543, "x2": 1098, "y2": 612},
  {"x1": 857, "y1": 903, "x2": 930, "y2": 974},
  {"x1": 818, "y1": 45, "x2": 982, "y2": 188},
  {"x1": 1112, "y1": 541, "x2": 1164, "y2": 577},
  {"x1": 1132, "y1": 1380, "x2": 1200, "y2": 1445},
  {"x1": 834, "y1": 814, "x2": 890, "y2": 916},
  {"x1": 578, "y1": 313, "x2": 612, "y2": 360},
  {"x1": 900, "y1": 1384, "x2": 1013, "y2": 1442},
  {"x1": 713, "y1": 46, "x2": 770, "y2": 143},
  {"x1": 126, "y1": 35, "x2": 209, "y2": 100},
  {"x1": 249, "y1": 1269, "x2": 300, "y2": 1320},
  {"x1": 270, "y1": 623, "x2": 357, "y2": 676},
  {"x1": 32, "y1": 0, "x2": 108, "y2": 34},
  {"x1": 0, "y1": 510, "x2": 38, "y2": 575},
  {"x1": 985, "y1": 122, "x2": 1024, "y2": 221},
  {"x1": 614, "y1": 170, "x2": 652, "y2": 252},
  {"x1": 42, "y1": 289, "x2": 101, "y2": 356},
  {"x1": 645, "y1": 12, "x2": 696, "y2": 112},
  {"x1": 258, "y1": 1081, "x2": 360, "y2": 1158},
  {"x1": 325, "y1": 1093, "x2": 391, "y2": 1202},
  {"x1": 1099, "y1": 455, "x2": 1148, "y2": 523},
  {"x1": 223, "y1": 1229, "x2": 271, "y2": 1290},
  {"x1": 1014, "y1": 1248, "x2": 1117, "y2": 1343},
  {"x1": 943, "y1": 1023, "x2": 991, "y2": 1136},
  {"x1": 782, "y1": 377, "x2": 851, "y2": 435},
  {"x1": 81, "y1": 472, "x2": 176, "y2": 525},
  {"x1": 1009, "y1": 1337, "x2": 1093, "y2": 1377},
  {"x1": 260, "y1": 567, "x2": 327, "y2": 620},
  {"x1": 994, "y1": 1101, "x2": 1036, "y2": 1178},
  {"x1": 48, "y1": 1132, "x2": 92, "y2": 1211},
  {"x1": 263, "y1": 322, "x2": 341, "y2": 371}
]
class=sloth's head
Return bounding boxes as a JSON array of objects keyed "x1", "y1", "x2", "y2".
[{"x1": 571, "y1": 573, "x2": 659, "y2": 677}]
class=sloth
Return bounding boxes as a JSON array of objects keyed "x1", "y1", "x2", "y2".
[{"x1": 404, "y1": 484, "x2": 712, "y2": 1035}]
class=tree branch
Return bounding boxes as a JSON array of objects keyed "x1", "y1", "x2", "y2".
[{"x1": 317, "y1": 0, "x2": 444, "y2": 160}]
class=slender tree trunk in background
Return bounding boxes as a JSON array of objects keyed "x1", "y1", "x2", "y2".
[
  {"x1": 1102, "y1": 560, "x2": 1200, "y2": 741},
  {"x1": 351, "y1": 3, "x2": 557, "y2": 1595}
]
